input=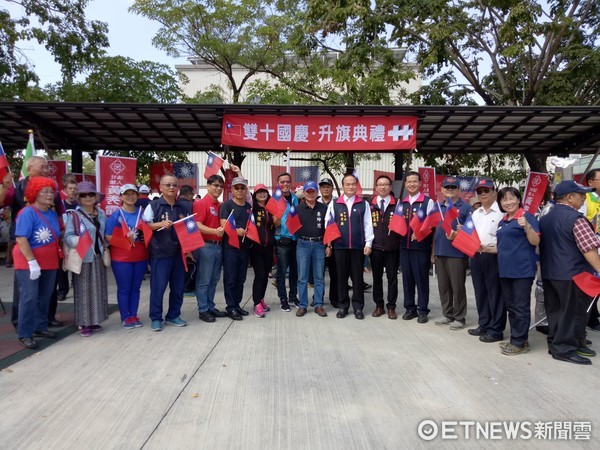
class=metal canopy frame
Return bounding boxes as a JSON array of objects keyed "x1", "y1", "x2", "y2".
[{"x1": 0, "y1": 102, "x2": 598, "y2": 156}]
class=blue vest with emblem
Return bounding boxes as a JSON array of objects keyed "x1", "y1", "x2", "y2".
[
  {"x1": 333, "y1": 197, "x2": 367, "y2": 249},
  {"x1": 539, "y1": 203, "x2": 593, "y2": 280}
]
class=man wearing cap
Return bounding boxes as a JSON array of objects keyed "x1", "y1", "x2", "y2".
[
  {"x1": 219, "y1": 176, "x2": 252, "y2": 320},
  {"x1": 399, "y1": 171, "x2": 435, "y2": 323},
  {"x1": 370, "y1": 175, "x2": 402, "y2": 319},
  {"x1": 434, "y1": 176, "x2": 473, "y2": 330},
  {"x1": 136, "y1": 185, "x2": 151, "y2": 209},
  {"x1": 274, "y1": 172, "x2": 299, "y2": 312},
  {"x1": 193, "y1": 174, "x2": 227, "y2": 323},
  {"x1": 539, "y1": 180, "x2": 600, "y2": 365},
  {"x1": 468, "y1": 177, "x2": 506, "y2": 343},
  {"x1": 318, "y1": 178, "x2": 339, "y2": 307},
  {"x1": 326, "y1": 173, "x2": 374, "y2": 319},
  {"x1": 143, "y1": 174, "x2": 191, "y2": 331},
  {"x1": 295, "y1": 181, "x2": 329, "y2": 317}
]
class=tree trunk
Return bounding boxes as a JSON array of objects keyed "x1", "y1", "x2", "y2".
[
  {"x1": 344, "y1": 151, "x2": 355, "y2": 174},
  {"x1": 393, "y1": 151, "x2": 404, "y2": 181},
  {"x1": 524, "y1": 153, "x2": 548, "y2": 173}
]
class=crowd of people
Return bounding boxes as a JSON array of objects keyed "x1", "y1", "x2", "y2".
[{"x1": 2, "y1": 156, "x2": 600, "y2": 366}]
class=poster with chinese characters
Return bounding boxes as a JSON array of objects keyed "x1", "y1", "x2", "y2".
[
  {"x1": 47, "y1": 160, "x2": 68, "y2": 186},
  {"x1": 222, "y1": 114, "x2": 417, "y2": 151},
  {"x1": 96, "y1": 155, "x2": 137, "y2": 216}
]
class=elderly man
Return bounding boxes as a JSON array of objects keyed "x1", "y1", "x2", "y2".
[
  {"x1": 467, "y1": 178, "x2": 506, "y2": 343},
  {"x1": 539, "y1": 180, "x2": 600, "y2": 365},
  {"x1": 326, "y1": 174, "x2": 374, "y2": 319},
  {"x1": 318, "y1": 178, "x2": 339, "y2": 308},
  {"x1": 433, "y1": 176, "x2": 473, "y2": 330}
]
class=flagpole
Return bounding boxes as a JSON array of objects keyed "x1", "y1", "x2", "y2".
[{"x1": 156, "y1": 213, "x2": 196, "y2": 231}]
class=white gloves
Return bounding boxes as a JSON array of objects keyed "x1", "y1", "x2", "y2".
[{"x1": 28, "y1": 259, "x2": 41, "y2": 280}]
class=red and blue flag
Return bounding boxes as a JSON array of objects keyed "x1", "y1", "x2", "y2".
[
  {"x1": 224, "y1": 211, "x2": 240, "y2": 249},
  {"x1": 204, "y1": 151, "x2": 224, "y2": 179},
  {"x1": 451, "y1": 214, "x2": 481, "y2": 257}
]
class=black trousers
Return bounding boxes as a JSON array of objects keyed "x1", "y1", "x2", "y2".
[
  {"x1": 470, "y1": 253, "x2": 505, "y2": 339},
  {"x1": 250, "y1": 244, "x2": 274, "y2": 306},
  {"x1": 543, "y1": 279, "x2": 589, "y2": 356},
  {"x1": 400, "y1": 248, "x2": 431, "y2": 314},
  {"x1": 335, "y1": 249, "x2": 365, "y2": 312},
  {"x1": 56, "y1": 266, "x2": 70, "y2": 298},
  {"x1": 370, "y1": 248, "x2": 399, "y2": 310}
]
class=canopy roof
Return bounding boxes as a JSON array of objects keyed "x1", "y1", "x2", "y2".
[{"x1": 0, "y1": 102, "x2": 598, "y2": 156}]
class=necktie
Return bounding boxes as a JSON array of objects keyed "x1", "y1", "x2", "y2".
[{"x1": 380, "y1": 199, "x2": 385, "y2": 212}]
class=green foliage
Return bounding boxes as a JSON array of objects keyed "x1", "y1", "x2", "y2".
[{"x1": 0, "y1": 0, "x2": 109, "y2": 99}]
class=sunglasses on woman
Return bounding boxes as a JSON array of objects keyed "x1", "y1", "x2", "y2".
[{"x1": 79, "y1": 193, "x2": 97, "y2": 198}]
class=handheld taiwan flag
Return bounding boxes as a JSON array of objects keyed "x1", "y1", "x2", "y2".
[
  {"x1": 266, "y1": 186, "x2": 287, "y2": 218},
  {"x1": 442, "y1": 198, "x2": 460, "y2": 234},
  {"x1": 245, "y1": 213, "x2": 260, "y2": 244},
  {"x1": 110, "y1": 220, "x2": 133, "y2": 251},
  {"x1": 0, "y1": 142, "x2": 10, "y2": 181},
  {"x1": 451, "y1": 214, "x2": 481, "y2": 257},
  {"x1": 173, "y1": 214, "x2": 205, "y2": 271},
  {"x1": 410, "y1": 205, "x2": 432, "y2": 241},
  {"x1": 352, "y1": 169, "x2": 363, "y2": 197},
  {"x1": 286, "y1": 205, "x2": 302, "y2": 235},
  {"x1": 421, "y1": 201, "x2": 443, "y2": 231},
  {"x1": 76, "y1": 219, "x2": 93, "y2": 260},
  {"x1": 204, "y1": 151, "x2": 224, "y2": 179},
  {"x1": 572, "y1": 272, "x2": 600, "y2": 298},
  {"x1": 323, "y1": 210, "x2": 341, "y2": 245},
  {"x1": 224, "y1": 210, "x2": 240, "y2": 249},
  {"x1": 389, "y1": 202, "x2": 408, "y2": 236},
  {"x1": 138, "y1": 218, "x2": 153, "y2": 247}
]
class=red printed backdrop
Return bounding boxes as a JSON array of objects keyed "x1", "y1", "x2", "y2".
[
  {"x1": 150, "y1": 162, "x2": 199, "y2": 192},
  {"x1": 222, "y1": 114, "x2": 417, "y2": 151},
  {"x1": 47, "y1": 160, "x2": 68, "y2": 186},
  {"x1": 96, "y1": 155, "x2": 137, "y2": 216}
]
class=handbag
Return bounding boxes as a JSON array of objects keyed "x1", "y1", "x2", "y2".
[
  {"x1": 79, "y1": 208, "x2": 111, "y2": 267},
  {"x1": 62, "y1": 211, "x2": 83, "y2": 274},
  {"x1": 102, "y1": 246, "x2": 111, "y2": 267}
]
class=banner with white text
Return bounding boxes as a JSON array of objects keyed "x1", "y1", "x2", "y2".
[{"x1": 96, "y1": 155, "x2": 137, "y2": 216}]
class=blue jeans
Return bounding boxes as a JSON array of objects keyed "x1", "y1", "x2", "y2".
[
  {"x1": 149, "y1": 255, "x2": 185, "y2": 321},
  {"x1": 296, "y1": 239, "x2": 325, "y2": 308},
  {"x1": 276, "y1": 239, "x2": 297, "y2": 301},
  {"x1": 194, "y1": 243, "x2": 223, "y2": 313},
  {"x1": 16, "y1": 269, "x2": 57, "y2": 338},
  {"x1": 112, "y1": 260, "x2": 148, "y2": 321},
  {"x1": 223, "y1": 246, "x2": 250, "y2": 312}
]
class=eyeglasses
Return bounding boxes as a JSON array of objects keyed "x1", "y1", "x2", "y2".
[
  {"x1": 475, "y1": 188, "x2": 492, "y2": 194},
  {"x1": 210, "y1": 184, "x2": 224, "y2": 189},
  {"x1": 233, "y1": 186, "x2": 247, "y2": 191},
  {"x1": 444, "y1": 186, "x2": 458, "y2": 190},
  {"x1": 39, "y1": 190, "x2": 55, "y2": 196},
  {"x1": 161, "y1": 183, "x2": 178, "y2": 188},
  {"x1": 79, "y1": 193, "x2": 97, "y2": 198}
]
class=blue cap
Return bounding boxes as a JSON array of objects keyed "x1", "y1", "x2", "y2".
[
  {"x1": 475, "y1": 177, "x2": 495, "y2": 189},
  {"x1": 303, "y1": 181, "x2": 318, "y2": 192},
  {"x1": 554, "y1": 180, "x2": 594, "y2": 197},
  {"x1": 442, "y1": 176, "x2": 459, "y2": 187}
]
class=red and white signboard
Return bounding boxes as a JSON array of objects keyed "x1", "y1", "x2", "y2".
[
  {"x1": 523, "y1": 172, "x2": 549, "y2": 214},
  {"x1": 221, "y1": 114, "x2": 417, "y2": 151},
  {"x1": 47, "y1": 160, "x2": 68, "y2": 185},
  {"x1": 96, "y1": 155, "x2": 137, "y2": 216},
  {"x1": 418, "y1": 167, "x2": 437, "y2": 200}
]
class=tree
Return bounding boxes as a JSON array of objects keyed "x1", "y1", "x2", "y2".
[
  {"x1": 307, "y1": 0, "x2": 600, "y2": 173},
  {"x1": 0, "y1": 0, "x2": 109, "y2": 100}
]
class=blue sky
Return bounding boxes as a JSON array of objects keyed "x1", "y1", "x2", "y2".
[{"x1": 13, "y1": 0, "x2": 186, "y2": 85}]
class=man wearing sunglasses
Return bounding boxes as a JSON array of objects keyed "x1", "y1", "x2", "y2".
[
  {"x1": 433, "y1": 177, "x2": 473, "y2": 330},
  {"x1": 468, "y1": 177, "x2": 506, "y2": 343},
  {"x1": 143, "y1": 174, "x2": 191, "y2": 332}
]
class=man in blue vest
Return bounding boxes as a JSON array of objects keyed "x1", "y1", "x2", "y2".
[
  {"x1": 326, "y1": 174, "x2": 374, "y2": 319},
  {"x1": 399, "y1": 171, "x2": 434, "y2": 323},
  {"x1": 539, "y1": 180, "x2": 600, "y2": 365}
]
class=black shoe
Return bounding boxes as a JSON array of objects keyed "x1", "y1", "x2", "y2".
[
  {"x1": 417, "y1": 314, "x2": 428, "y2": 324},
  {"x1": 280, "y1": 299, "x2": 291, "y2": 312},
  {"x1": 354, "y1": 310, "x2": 364, "y2": 320},
  {"x1": 552, "y1": 353, "x2": 592, "y2": 365},
  {"x1": 48, "y1": 319, "x2": 64, "y2": 327},
  {"x1": 479, "y1": 335, "x2": 503, "y2": 343},
  {"x1": 18, "y1": 337, "x2": 38, "y2": 349},
  {"x1": 199, "y1": 312, "x2": 216, "y2": 323},
  {"x1": 208, "y1": 308, "x2": 227, "y2": 318},
  {"x1": 536, "y1": 325, "x2": 549, "y2": 335},
  {"x1": 576, "y1": 346, "x2": 596, "y2": 357},
  {"x1": 227, "y1": 310, "x2": 243, "y2": 321},
  {"x1": 468, "y1": 327, "x2": 486, "y2": 336},
  {"x1": 57, "y1": 294, "x2": 67, "y2": 302},
  {"x1": 33, "y1": 330, "x2": 56, "y2": 339},
  {"x1": 402, "y1": 311, "x2": 418, "y2": 320},
  {"x1": 236, "y1": 308, "x2": 249, "y2": 316},
  {"x1": 336, "y1": 309, "x2": 348, "y2": 318},
  {"x1": 291, "y1": 298, "x2": 300, "y2": 308}
]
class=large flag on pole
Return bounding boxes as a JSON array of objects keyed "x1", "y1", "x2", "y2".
[
  {"x1": 20, "y1": 132, "x2": 35, "y2": 180},
  {"x1": 204, "y1": 152, "x2": 224, "y2": 179}
]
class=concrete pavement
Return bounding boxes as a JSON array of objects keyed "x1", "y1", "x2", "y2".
[{"x1": 0, "y1": 264, "x2": 598, "y2": 449}]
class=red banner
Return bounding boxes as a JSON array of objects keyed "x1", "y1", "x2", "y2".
[
  {"x1": 419, "y1": 167, "x2": 437, "y2": 200},
  {"x1": 522, "y1": 172, "x2": 549, "y2": 214},
  {"x1": 96, "y1": 155, "x2": 137, "y2": 216},
  {"x1": 47, "y1": 160, "x2": 68, "y2": 186},
  {"x1": 222, "y1": 114, "x2": 417, "y2": 151},
  {"x1": 223, "y1": 168, "x2": 236, "y2": 201}
]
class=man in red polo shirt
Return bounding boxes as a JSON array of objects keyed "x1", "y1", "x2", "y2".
[{"x1": 193, "y1": 174, "x2": 227, "y2": 322}]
